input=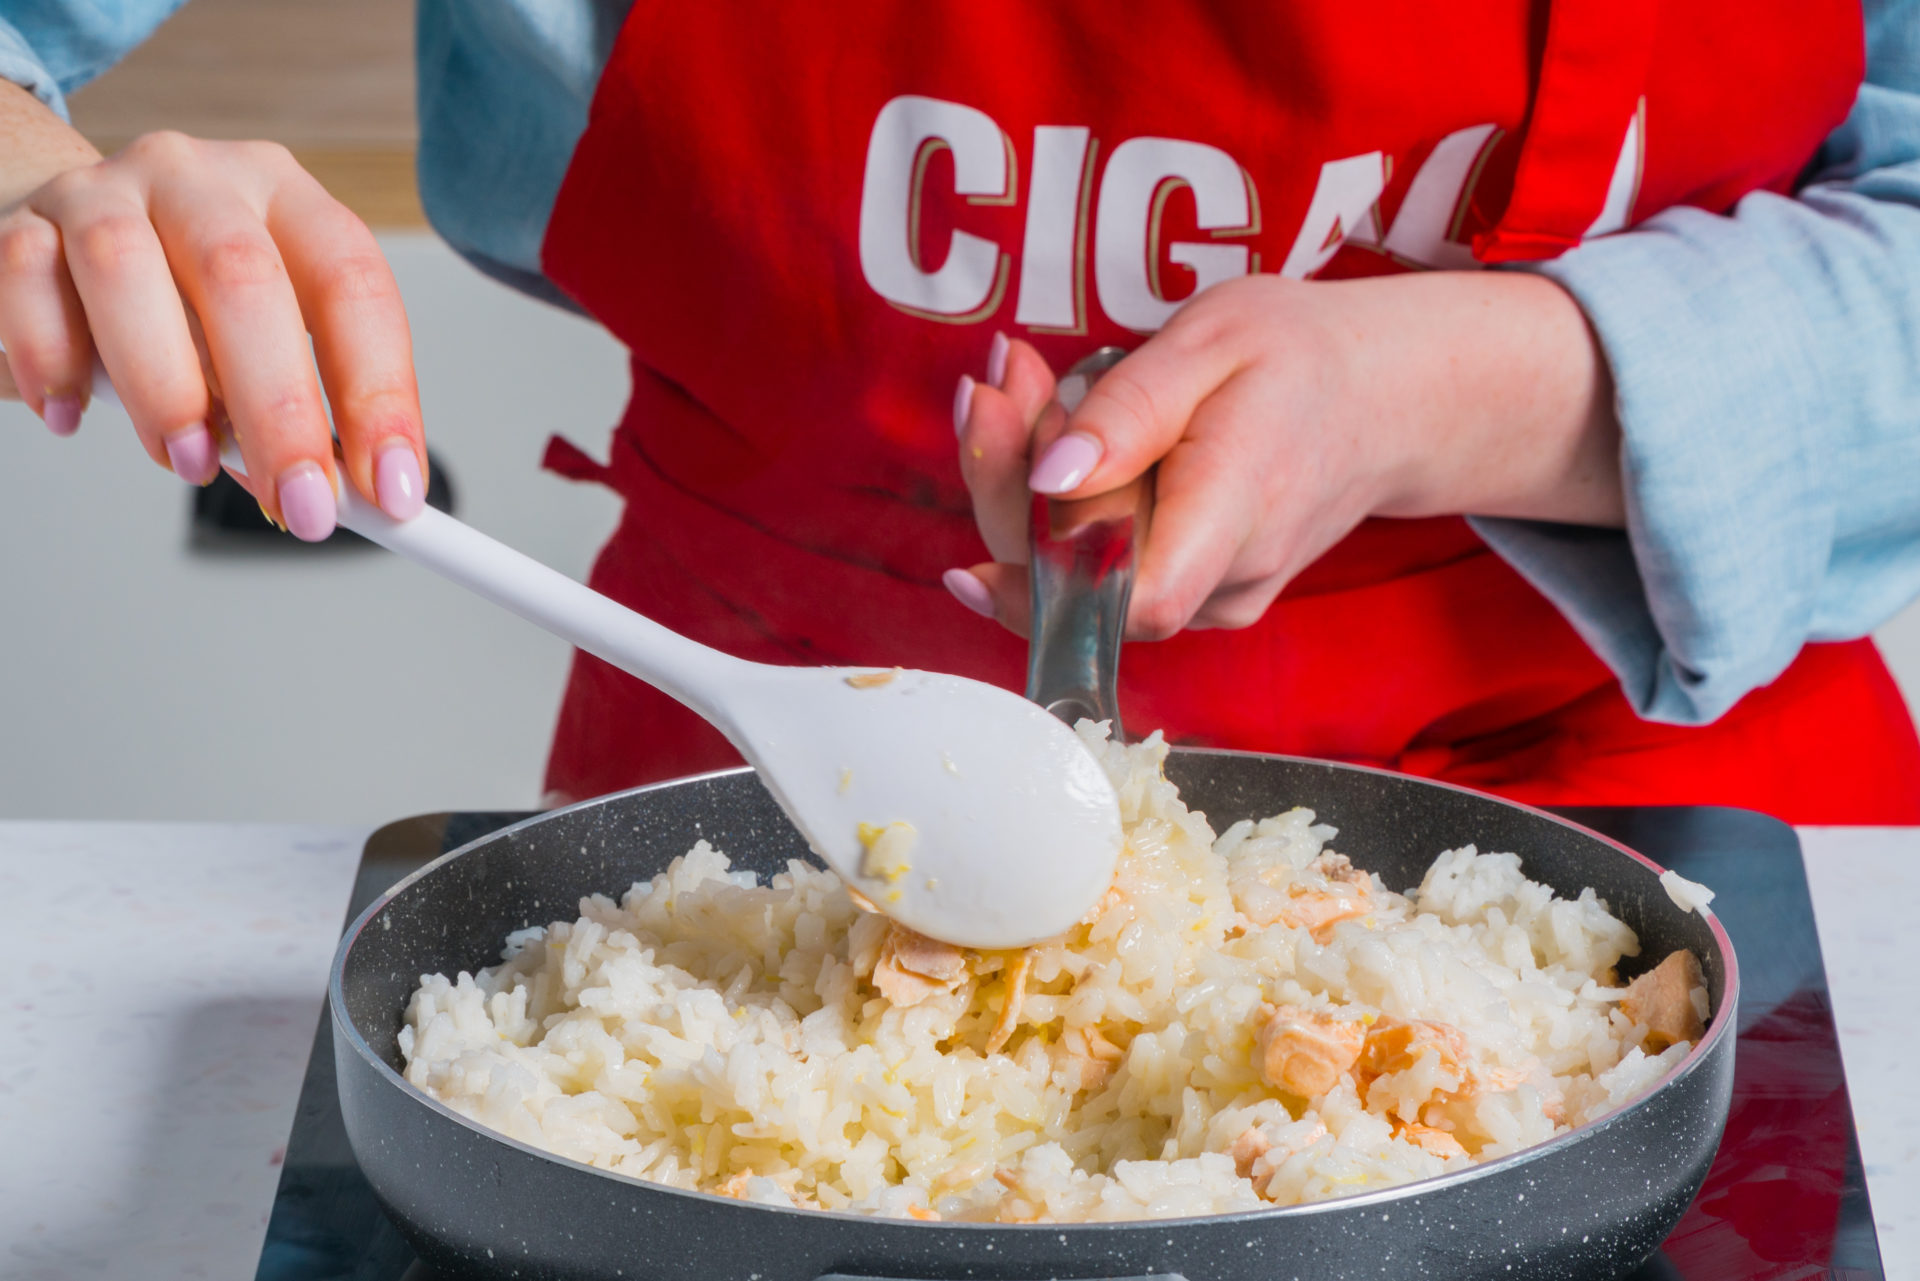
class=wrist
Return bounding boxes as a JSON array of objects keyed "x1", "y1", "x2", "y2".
[
  {"x1": 0, "y1": 80, "x2": 101, "y2": 210},
  {"x1": 1357, "y1": 270, "x2": 1625, "y2": 528}
]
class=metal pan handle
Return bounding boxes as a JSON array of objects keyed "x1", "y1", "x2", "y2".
[
  {"x1": 820, "y1": 1274, "x2": 1188, "y2": 1281},
  {"x1": 1024, "y1": 346, "x2": 1148, "y2": 739}
]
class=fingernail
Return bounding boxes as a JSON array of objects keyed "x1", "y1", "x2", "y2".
[
  {"x1": 276, "y1": 461, "x2": 337, "y2": 542},
  {"x1": 986, "y1": 331, "x2": 1010, "y2": 389},
  {"x1": 42, "y1": 394, "x2": 81, "y2": 438},
  {"x1": 374, "y1": 441, "x2": 426, "y2": 520},
  {"x1": 942, "y1": 568, "x2": 995, "y2": 618},
  {"x1": 164, "y1": 423, "x2": 219, "y2": 486},
  {"x1": 1029, "y1": 432, "x2": 1103, "y2": 494},
  {"x1": 953, "y1": 374, "x2": 975, "y2": 437}
]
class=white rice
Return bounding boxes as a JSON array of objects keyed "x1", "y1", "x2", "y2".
[
  {"x1": 399, "y1": 725, "x2": 1700, "y2": 1221},
  {"x1": 1660, "y1": 869, "x2": 1716, "y2": 915}
]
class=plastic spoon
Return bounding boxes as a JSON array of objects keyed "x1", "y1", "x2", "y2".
[{"x1": 33, "y1": 356, "x2": 1123, "y2": 948}]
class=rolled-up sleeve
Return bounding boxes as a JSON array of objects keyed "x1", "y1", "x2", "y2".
[
  {"x1": 0, "y1": 1, "x2": 188, "y2": 119},
  {"x1": 0, "y1": 13, "x2": 65, "y2": 112},
  {"x1": 1476, "y1": 0, "x2": 1920, "y2": 726}
]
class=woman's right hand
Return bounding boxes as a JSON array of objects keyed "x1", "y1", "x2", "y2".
[{"x1": 0, "y1": 110, "x2": 425, "y2": 539}]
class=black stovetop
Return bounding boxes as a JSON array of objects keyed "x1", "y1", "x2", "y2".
[{"x1": 254, "y1": 806, "x2": 1884, "y2": 1281}]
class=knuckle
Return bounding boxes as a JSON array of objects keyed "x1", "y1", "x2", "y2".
[
  {"x1": 126, "y1": 129, "x2": 198, "y2": 168},
  {"x1": 195, "y1": 232, "x2": 285, "y2": 290},
  {"x1": 340, "y1": 386, "x2": 418, "y2": 438},
  {"x1": 1210, "y1": 599, "x2": 1269, "y2": 631},
  {"x1": 0, "y1": 218, "x2": 59, "y2": 277},
  {"x1": 72, "y1": 214, "x2": 154, "y2": 275},
  {"x1": 251, "y1": 139, "x2": 297, "y2": 167},
  {"x1": 1089, "y1": 367, "x2": 1164, "y2": 441},
  {"x1": 315, "y1": 251, "x2": 399, "y2": 306},
  {"x1": 229, "y1": 139, "x2": 299, "y2": 179},
  {"x1": 1130, "y1": 593, "x2": 1191, "y2": 642},
  {"x1": 35, "y1": 166, "x2": 92, "y2": 208},
  {"x1": 252, "y1": 384, "x2": 326, "y2": 432},
  {"x1": 1166, "y1": 293, "x2": 1235, "y2": 349}
]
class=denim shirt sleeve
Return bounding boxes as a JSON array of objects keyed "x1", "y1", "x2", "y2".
[
  {"x1": 0, "y1": 1, "x2": 187, "y2": 118},
  {"x1": 1479, "y1": 0, "x2": 1920, "y2": 725}
]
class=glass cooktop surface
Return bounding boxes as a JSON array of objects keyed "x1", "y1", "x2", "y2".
[{"x1": 255, "y1": 805, "x2": 1883, "y2": 1281}]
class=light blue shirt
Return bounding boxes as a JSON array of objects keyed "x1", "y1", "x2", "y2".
[{"x1": 4, "y1": 0, "x2": 1918, "y2": 727}]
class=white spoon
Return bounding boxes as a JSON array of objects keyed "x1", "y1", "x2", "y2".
[{"x1": 29, "y1": 358, "x2": 1121, "y2": 948}]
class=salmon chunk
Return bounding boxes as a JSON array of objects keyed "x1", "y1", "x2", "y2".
[
  {"x1": 1060, "y1": 1023, "x2": 1126, "y2": 1091},
  {"x1": 1619, "y1": 950, "x2": 1707, "y2": 1052},
  {"x1": 1394, "y1": 1119, "x2": 1468, "y2": 1160},
  {"x1": 1229, "y1": 1126, "x2": 1272, "y2": 1179},
  {"x1": 1357, "y1": 1017, "x2": 1468, "y2": 1089},
  {"x1": 1256, "y1": 1004, "x2": 1367, "y2": 1099},
  {"x1": 984, "y1": 951, "x2": 1034, "y2": 1055},
  {"x1": 872, "y1": 921, "x2": 969, "y2": 1008}
]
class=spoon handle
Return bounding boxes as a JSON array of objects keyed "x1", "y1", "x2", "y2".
[
  {"x1": 1025, "y1": 347, "x2": 1145, "y2": 738},
  {"x1": 322, "y1": 478, "x2": 747, "y2": 706}
]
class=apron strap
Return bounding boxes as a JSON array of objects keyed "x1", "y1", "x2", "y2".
[
  {"x1": 542, "y1": 433, "x2": 616, "y2": 486},
  {"x1": 1475, "y1": 0, "x2": 1657, "y2": 261}
]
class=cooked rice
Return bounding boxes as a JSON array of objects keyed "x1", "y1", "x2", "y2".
[
  {"x1": 400, "y1": 725, "x2": 1705, "y2": 1221},
  {"x1": 1660, "y1": 869, "x2": 1716, "y2": 915}
]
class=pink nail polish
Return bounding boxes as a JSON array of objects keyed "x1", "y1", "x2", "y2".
[
  {"x1": 1029, "y1": 432, "x2": 1103, "y2": 494},
  {"x1": 276, "y1": 461, "x2": 337, "y2": 542},
  {"x1": 987, "y1": 332, "x2": 1009, "y2": 389},
  {"x1": 164, "y1": 423, "x2": 219, "y2": 486},
  {"x1": 42, "y1": 395, "x2": 81, "y2": 437},
  {"x1": 953, "y1": 374, "x2": 975, "y2": 438},
  {"x1": 942, "y1": 568, "x2": 995, "y2": 618},
  {"x1": 374, "y1": 442, "x2": 426, "y2": 520}
]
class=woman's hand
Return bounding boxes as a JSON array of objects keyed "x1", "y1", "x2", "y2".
[
  {"x1": 0, "y1": 83, "x2": 424, "y2": 539},
  {"x1": 948, "y1": 271, "x2": 1624, "y2": 638}
]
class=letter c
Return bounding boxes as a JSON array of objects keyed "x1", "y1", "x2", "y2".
[{"x1": 858, "y1": 96, "x2": 1010, "y2": 319}]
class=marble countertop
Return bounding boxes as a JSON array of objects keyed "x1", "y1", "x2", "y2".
[{"x1": 0, "y1": 821, "x2": 1914, "y2": 1281}]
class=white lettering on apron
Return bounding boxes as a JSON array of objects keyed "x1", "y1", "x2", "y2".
[
  {"x1": 1584, "y1": 101, "x2": 1646, "y2": 239},
  {"x1": 1015, "y1": 126, "x2": 1096, "y2": 333},
  {"x1": 1353, "y1": 123, "x2": 1502, "y2": 269},
  {"x1": 857, "y1": 97, "x2": 1644, "y2": 331},
  {"x1": 1279, "y1": 151, "x2": 1388, "y2": 279},
  {"x1": 858, "y1": 95, "x2": 1013, "y2": 319},
  {"x1": 1095, "y1": 137, "x2": 1258, "y2": 333}
]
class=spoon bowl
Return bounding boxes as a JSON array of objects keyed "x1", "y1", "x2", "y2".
[{"x1": 301, "y1": 466, "x2": 1124, "y2": 948}]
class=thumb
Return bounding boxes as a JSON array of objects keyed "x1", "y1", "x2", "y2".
[{"x1": 1027, "y1": 325, "x2": 1238, "y2": 499}]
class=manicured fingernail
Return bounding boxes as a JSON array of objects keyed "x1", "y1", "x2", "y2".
[
  {"x1": 986, "y1": 331, "x2": 1010, "y2": 389},
  {"x1": 953, "y1": 374, "x2": 975, "y2": 437},
  {"x1": 164, "y1": 423, "x2": 218, "y2": 486},
  {"x1": 1029, "y1": 432, "x2": 1103, "y2": 494},
  {"x1": 374, "y1": 441, "x2": 426, "y2": 520},
  {"x1": 942, "y1": 568, "x2": 995, "y2": 618},
  {"x1": 42, "y1": 394, "x2": 81, "y2": 437},
  {"x1": 276, "y1": 461, "x2": 336, "y2": 542}
]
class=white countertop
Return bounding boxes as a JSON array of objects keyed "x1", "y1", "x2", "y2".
[{"x1": 0, "y1": 821, "x2": 1914, "y2": 1281}]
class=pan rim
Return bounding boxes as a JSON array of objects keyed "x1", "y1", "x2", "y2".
[{"x1": 329, "y1": 749, "x2": 1740, "y2": 1233}]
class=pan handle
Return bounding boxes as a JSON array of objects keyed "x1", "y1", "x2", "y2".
[
  {"x1": 819, "y1": 1274, "x2": 1189, "y2": 1281},
  {"x1": 1025, "y1": 345, "x2": 1147, "y2": 739}
]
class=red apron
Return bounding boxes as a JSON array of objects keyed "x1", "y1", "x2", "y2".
[{"x1": 536, "y1": 0, "x2": 1920, "y2": 825}]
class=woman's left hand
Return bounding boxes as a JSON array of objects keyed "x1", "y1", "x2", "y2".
[{"x1": 949, "y1": 270, "x2": 1625, "y2": 638}]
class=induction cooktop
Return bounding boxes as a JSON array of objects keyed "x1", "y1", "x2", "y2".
[{"x1": 254, "y1": 805, "x2": 1884, "y2": 1281}]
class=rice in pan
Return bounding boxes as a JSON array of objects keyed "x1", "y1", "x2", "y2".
[{"x1": 399, "y1": 725, "x2": 1709, "y2": 1222}]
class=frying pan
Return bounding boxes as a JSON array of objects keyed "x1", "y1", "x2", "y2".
[{"x1": 330, "y1": 747, "x2": 1737, "y2": 1281}]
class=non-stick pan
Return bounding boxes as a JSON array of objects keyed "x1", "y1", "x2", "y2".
[{"x1": 330, "y1": 747, "x2": 1737, "y2": 1281}]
